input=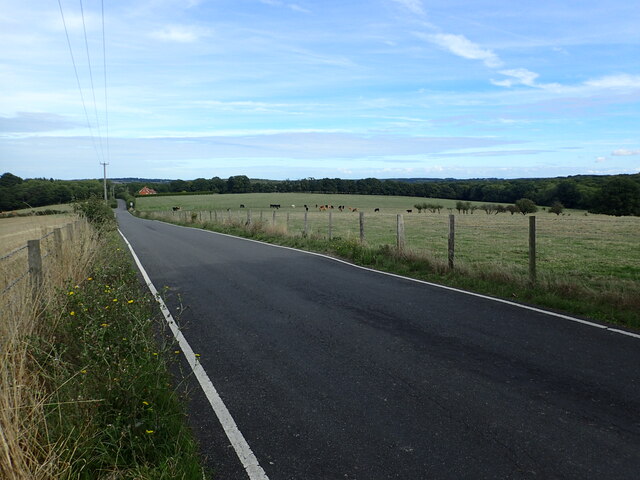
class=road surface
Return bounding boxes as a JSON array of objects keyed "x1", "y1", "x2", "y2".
[{"x1": 116, "y1": 203, "x2": 640, "y2": 479}]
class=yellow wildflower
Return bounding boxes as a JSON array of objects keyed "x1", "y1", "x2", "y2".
[
  {"x1": 101, "y1": 323, "x2": 109, "y2": 327},
  {"x1": 145, "y1": 430, "x2": 154, "y2": 434},
  {"x1": 70, "y1": 311, "x2": 75, "y2": 316},
  {"x1": 127, "y1": 299, "x2": 134, "y2": 304}
]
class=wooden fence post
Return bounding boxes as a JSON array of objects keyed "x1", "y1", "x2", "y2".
[
  {"x1": 272, "y1": 210, "x2": 276, "y2": 225},
  {"x1": 397, "y1": 214, "x2": 405, "y2": 252},
  {"x1": 286, "y1": 212, "x2": 290, "y2": 232},
  {"x1": 359, "y1": 212, "x2": 365, "y2": 243},
  {"x1": 329, "y1": 210, "x2": 333, "y2": 240},
  {"x1": 66, "y1": 223, "x2": 74, "y2": 242},
  {"x1": 448, "y1": 214, "x2": 455, "y2": 270},
  {"x1": 259, "y1": 211, "x2": 264, "y2": 222},
  {"x1": 304, "y1": 211, "x2": 309, "y2": 236},
  {"x1": 247, "y1": 209, "x2": 252, "y2": 225},
  {"x1": 54, "y1": 228, "x2": 63, "y2": 259},
  {"x1": 529, "y1": 216, "x2": 536, "y2": 285},
  {"x1": 28, "y1": 239, "x2": 43, "y2": 295}
]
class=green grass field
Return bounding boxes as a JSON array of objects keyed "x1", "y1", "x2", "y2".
[{"x1": 136, "y1": 193, "x2": 640, "y2": 324}]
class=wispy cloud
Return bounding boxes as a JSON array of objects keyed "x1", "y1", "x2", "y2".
[
  {"x1": 259, "y1": 0, "x2": 311, "y2": 14},
  {"x1": 491, "y1": 68, "x2": 561, "y2": 90},
  {"x1": 584, "y1": 74, "x2": 640, "y2": 89},
  {"x1": 612, "y1": 149, "x2": 640, "y2": 156},
  {"x1": 0, "y1": 112, "x2": 83, "y2": 134},
  {"x1": 418, "y1": 33, "x2": 503, "y2": 68},
  {"x1": 150, "y1": 25, "x2": 209, "y2": 43},
  {"x1": 390, "y1": 0, "x2": 425, "y2": 16}
]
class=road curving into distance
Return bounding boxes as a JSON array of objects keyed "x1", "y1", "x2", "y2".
[{"x1": 116, "y1": 201, "x2": 640, "y2": 479}]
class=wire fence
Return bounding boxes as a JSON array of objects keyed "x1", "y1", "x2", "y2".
[
  {"x1": 146, "y1": 208, "x2": 640, "y2": 296},
  {"x1": 0, "y1": 222, "x2": 79, "y2": 298}
]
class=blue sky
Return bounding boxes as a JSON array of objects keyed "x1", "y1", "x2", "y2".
[{"x1": 1, "y1": 0, "x2": 639, "y2": 180}]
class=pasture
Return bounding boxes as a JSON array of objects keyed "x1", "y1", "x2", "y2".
[{"x1": 136, "y1": 193, "x2": 640, "y2": 321}]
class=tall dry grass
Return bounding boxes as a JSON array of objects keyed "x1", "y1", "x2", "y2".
[{"x1": 0, "y1": 219, "x2": 100, "y2": 479}]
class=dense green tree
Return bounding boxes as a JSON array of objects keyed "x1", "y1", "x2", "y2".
[
  {"x1": 0, "y1": 172, "x2": 23, "y2": 188},
  {"x1": 515, "y1": 198, "x2": 538, "y2": 215},
  {"x1": 549, "y1": 201, "x2": 564, "y2": 215},
  {"x1": 227, "y1": 175, "x2": 251, "y2": 193},
  {"x1": 590, "y1": 177, "x2": 640, "y2": 216},
  {"x1": 555, "y1": 180, "x2": 581, "y2": 208}
]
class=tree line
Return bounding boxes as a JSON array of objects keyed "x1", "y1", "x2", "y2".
[
  {"x1": 125, "y1": 174, "x2": 639, "y2": 216},
  {"x1": 0, "y1": 173, "x2": 104, "y2": 211},
  {"x1": 2, "y1": 171, "x2": 639, "y2": 216}
]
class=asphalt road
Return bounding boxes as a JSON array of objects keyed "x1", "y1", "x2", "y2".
[{"x1": 116, "y1": 203, "x2": 640, "y2": 479}]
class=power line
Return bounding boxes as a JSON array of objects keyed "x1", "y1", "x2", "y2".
[
  {"x1": 101, "y1": 0, "x2": 110, "y2": 165},
  {"x1": 79, "y1": 0, "x2": 105, "y2": 163},
  {"x1": 56, "y1": 0, "x2": 103, "y2": 163}
]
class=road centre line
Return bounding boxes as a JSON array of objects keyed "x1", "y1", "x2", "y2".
[
  {"x1": 118, "y1": 229, "x2": 270, "y2": 480},
  {"x1": 155, "y1": 219, "x2": 640, "y2": 341}
]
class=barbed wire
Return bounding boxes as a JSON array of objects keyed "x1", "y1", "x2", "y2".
[
  {"x1": 0, "y1": 244, "x2": 28, "y2": 263},
  {"x1": 1, "y1": 270, "x2": 29, "y2": 296}
]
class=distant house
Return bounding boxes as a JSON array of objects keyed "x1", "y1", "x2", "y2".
[{"x1": 138, "y1": 186, "x2": 157, "y2": 195}]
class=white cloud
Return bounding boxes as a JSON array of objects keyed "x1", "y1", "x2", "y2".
[
  {"x1": 595, "y1": 156, "x2": 607, "y2": 163},
  {"x1": 612, "y1": 149, "x2": 640, "y2": 156},
  {"x1": 259, "y1": 0, "x2": 311, "y2": 13},
  {"x1": 491, "y1": 68, "x2": 562, "y2": 90},
  {"x1": 491, "y1": 68, "x2": 539, "y2": 87},
  {"x1": 584, "y1": 74, "x2": 640, "y2": 89},
  {"x1": 150, "y1": 25, "x2": 209, "y2": 43},
  {"x1": 420, "y1": 33, "x2": 503, "y2": 68},
  {"x1": 391, "y1": 0, "x2": 425, "y2": 16}
]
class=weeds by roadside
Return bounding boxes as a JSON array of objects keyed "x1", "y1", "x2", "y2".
[{"x1": 1, "y1": 199, "x2": 207, "y2": 479}]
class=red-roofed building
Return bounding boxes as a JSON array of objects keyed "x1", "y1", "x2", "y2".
[{"x1": 138, "y1": 186, "x2": 157, "y2": 195}]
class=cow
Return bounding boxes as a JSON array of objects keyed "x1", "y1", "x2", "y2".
[
  {"x1": 374, "y1": 208, "x2": 380, "y2": 212},
  {"x1": 406, "y1": 209, "x2": 413, "y2": 213},
  {"x1": 240, "y1": 204, "x2": 245, "y2": 208},
  {"x1": 172, "y1": 206, "x2": 181, "y2": 211},
  {"x1": 270, "y1": 204, "x2": 281, "y2": 209}
]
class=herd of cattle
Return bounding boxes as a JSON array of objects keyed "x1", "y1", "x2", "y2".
[{"x1": 171, "y1": 204, "x2": 422, "y2": 213}]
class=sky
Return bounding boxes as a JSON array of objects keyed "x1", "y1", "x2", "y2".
[{"x1": 1, "y1": 0, "x2": 639, "y2": 181}]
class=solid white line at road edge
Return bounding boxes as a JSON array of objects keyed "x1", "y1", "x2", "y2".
[{"x1": 118, "y1": 229, "x2": 269, "y2": 480}]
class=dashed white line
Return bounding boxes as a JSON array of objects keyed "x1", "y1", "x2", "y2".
[{"x1": 118, "y1": 229, "x2": 269, "y2": 480}]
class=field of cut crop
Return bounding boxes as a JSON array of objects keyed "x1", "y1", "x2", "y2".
[
  {"x1": 136, "y1": 193, "x2": 640, "y2": 299},
  {"x1": 0, "y1": 213, "x2": 76, "y2": 253}
]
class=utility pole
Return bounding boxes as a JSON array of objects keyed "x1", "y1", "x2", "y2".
[{"x1": 101, "y1": 162, "x2": 109, "y2": 202}]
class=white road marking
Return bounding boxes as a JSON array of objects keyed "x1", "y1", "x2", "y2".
[
  {"x1": 118, "y1": 229, "x2": 270, "y2": 480},
  {"x1": 153, "y1": 219, "x2": 639, "y2": 341}
]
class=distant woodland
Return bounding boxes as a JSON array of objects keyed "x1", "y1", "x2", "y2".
[{"x1": 1, "y1": 172, "x2": 639, "y2": 216}]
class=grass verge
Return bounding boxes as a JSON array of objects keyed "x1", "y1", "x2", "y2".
[
  {"x1": 1, "y1": 198, "x2": 207, "y2": 479},
  {"x1": 138, "y1": 212, "x2": 640, "y2": 330}
]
